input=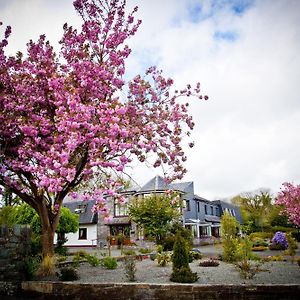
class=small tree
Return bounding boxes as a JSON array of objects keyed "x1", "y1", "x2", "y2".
[
  {"x1": 170, "y1": 231, "x2": 198, "y2": 283},
  {"x1": 128, "y1": 193, "x2": 181, "y2": 243},
  {"x1": 221, "y1": 211, "x2": 240, "y2": 262},
  {"x1": 276, "y1": 182, "x2": 300, "y2": 227}
]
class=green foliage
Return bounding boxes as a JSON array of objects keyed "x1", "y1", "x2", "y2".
[
  {"x1": 86, "y1": 254, "x2": 101, "y2": 267},
  {"x1": 1, "y1": 203, "x2": 79, "y2": 236},
  {"x1": 0, "y1": 205, "x2": 16, "y2": 227},
  {"x1": 156, "y1": 252, "x2": 170, "y2": 266},
  {"x1": 221, "y1": 212, "x2": 240, "y2": 262},
  {"x1": 101, "y1": 256, "x2": 118, "y2": 269},
  {"x1": 235, "y1": 260, "x2": 263, "y2": 279},
  {"x1": 251, "y1": 238, "x2": 269, "y2": 247},
  {"x1": 249, "y1": 231, "x2": 273, "y2": 241},
  {"x1": 128, "y1": 193, "x2": 181, "y2": 243},
  {"x1": 123, "y1": 249, "x2": 136, "y2": 256},
  {"x1": 291, "y1": 230, "x2": 300, "y2": 242},
  {"x1": 156, "y1": 244, "x2": 163, "y2": 254},
  {"x1": 123, "y1": 256, "x2": 136, "y2": 282},
  {"x1": 285, "y1": 233, "x2": 298, "y2": 257},
  {"x1": 24, "y1": 255, "x2": 42, "y2": 280},
  {"x1": 231, "y1": 191, "x2": 273, "y2": 232},
  {"x1": 190, "y1": 251, "x2": 202, "y2": 260},
  {"x1": 172, "y1": 232, "x2": 189, "y2": 269},
  {"x1": 59, "y1": 267, "x2": 79, "y2": 281},
  {"x1": 56, "y1": 207, "x2": 79, "y2": 234},
  {"x1": 238, "y1": 236, "x2": 253, "y2": 260},
  {"x1": 72, "y1": 253, "x2": 82, "y2": 268},
  {"x1": 170, "y1": 231, "x2": 198, "y2": 283},
  {"x1": 170, "y1": 267, "x2": 199, "y2": 283},
  {"x1": 139, "y1": 248, "x2": 151, "y2": 254}
]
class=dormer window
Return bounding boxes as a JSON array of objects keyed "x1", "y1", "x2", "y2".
[{"x1": 74, "y1": 203, "x2": 87, "y2": 214}]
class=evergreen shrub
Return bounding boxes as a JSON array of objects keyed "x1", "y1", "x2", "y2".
[{"x1": 170, "y1": 232, "x2": 198, "y2": 283}]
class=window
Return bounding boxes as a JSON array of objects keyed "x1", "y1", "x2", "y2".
[
  {"x1": 74, "y1": 203, "x2": 87, "y2": 214},
  {"x1": 78, "y1": 228, "x2": 87, "y2": 240},
  {"x1": 231, "y1": 209, "x2": 236, "y2": 217},
  {"x1": 114, "y1": 199, "x2": 128, "y2": 217},
  {"x1": 197, "y1": 202, "x2": 200, "y2": 212},
  {"x1": 185, "y1": 200, "x2": 190, "y2": 211},
  {"x1": 204, "y1": 205, "x2": 207, "y2": 214},
  {"x1": 210, "y1": 206, "x2": 214, "y2": 215},
  {"x1": 216, "y1": 207, "x2": 219, "y2": 216}
]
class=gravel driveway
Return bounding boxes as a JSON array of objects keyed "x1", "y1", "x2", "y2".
[{"x1": 76, "y1": 258, "x2": 300, "y2": 285}]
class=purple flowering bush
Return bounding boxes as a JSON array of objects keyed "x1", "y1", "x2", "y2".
[{"x1": 269, "y1": 231, "x2": 288, "y2": 250}]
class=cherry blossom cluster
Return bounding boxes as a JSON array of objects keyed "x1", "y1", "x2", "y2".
[
  {"x1": 0, "y1": 0, "x2": 208, "y2": 217},
  {"x1": 276, "y1": 182, "x2": 300, "y2": 227}
]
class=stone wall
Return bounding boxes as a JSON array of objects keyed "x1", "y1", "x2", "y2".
[
  {"x1": 21, "y1": 282, "x2": 300, "y2": 300},
  {"x1": 0, "y1": 225, "x2": 31, "y2": 281}
]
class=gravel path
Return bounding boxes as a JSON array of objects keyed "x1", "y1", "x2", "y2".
[{"x1": 76, "y1": 258, "x2": 300, "y2": 285}]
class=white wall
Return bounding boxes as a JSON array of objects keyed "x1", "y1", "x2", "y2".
[{"x1": 55, "y1": 224, "x2": 97, "y2": 247}]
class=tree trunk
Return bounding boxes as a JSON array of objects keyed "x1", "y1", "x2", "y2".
[{"x1": 41, "y1": 226, "x2": 55, "y2": 257}]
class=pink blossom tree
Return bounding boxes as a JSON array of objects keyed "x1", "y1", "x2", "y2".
[
  {"x1": 0, "y1": 0, "x2": 207, "y2": 257},
  {"x1": 276, "y1": 183, "x2": 300, "y2": 227}
]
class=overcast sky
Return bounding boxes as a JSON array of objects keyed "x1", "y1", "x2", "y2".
[{"x1": 1, "y1": 0, "x2": 300, "y2": 200}]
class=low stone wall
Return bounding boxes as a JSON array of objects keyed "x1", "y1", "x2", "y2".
[
  {"x1": 0, "y1": 225, "x2": 31, "y2": 281},
  {"x1": 21, "y1": 282, "x2": 300, "y2": 300}
]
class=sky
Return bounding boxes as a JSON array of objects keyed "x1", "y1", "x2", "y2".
[{"x1": 1, "y1": 0, "x2": 300, "y2": 200}]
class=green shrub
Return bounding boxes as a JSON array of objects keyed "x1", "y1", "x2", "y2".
[
  {"x1": 72, "y1": 253, "x2": 82, "y2": 267},
  {"x1": 139, "y1": 248, "x2": 151, "y2": 254},
  {"x1": 190, "y1": 251, "x2": 202, "y2": 260},
  {"x1": 123, "y1": 249, "x2": 136, "y2": 256},
  {"x1": 221, "y1": 212, "x2": 240, "y2": 263},
  {"x1": 86, "y1": 254, "x2": 100, "y2": 267},
  {"x1": 101, "y1": 256, "x2": 118, "y2": 269},
  {"x1": 291, "y1": 230, "x2": 300, "y2": 242},
  {"x1": 170, "y1": 232, "x2": 198, "y2": 283},
  {"x1": 162, "y1": 235, "x2": 175, "y2": 251},
  {"x1": 199, "y1": 259, "x2": 219, "y2": 267},
  {"x1": 170, "y1": 267, "x2": 199, "y2": 283},
  {"x1": 157, "y1": 252, "x2": 170, "y2": 267},
  {"x1": 156, "y1": 245, "x2": 163, "y2": 254},
  {"x1": 55, "y1": 245, "x2": 68, "y2": 256},
  {"x1": 249, "y1": 232, "x2": 273, "y2": 241},
  {"x1": 123, "y1": 256, "x2": 136, "y2": 282},
  {"x1": 150, "y1": 253, "x2": 157, "y2": 261},
  {"x1": 252, "y1": 238, "x2": 269, "y2": 247},
  {"x1": 59, "y1": 267, "x2": 79, "y2": 281},
  {"x1": 57, "y1": 256, "x2": 67, "y2": 262},
  {"x1": 24, "y1": 255, "x2": 42, "y2": 280},
  {"x1": 284, "y1": 233, "x2": 298, "y2": 257},
  {"x1": 235, "y1": 260, "x2": 262, "y2": 279},
  {"x1": 269, "y1": 243, "x2": 286, "y2": 250}
]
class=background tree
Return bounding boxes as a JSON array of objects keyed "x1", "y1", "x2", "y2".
[
  {"x1": 0, "y1": 0, "x2": 207, "y2": 257},
  {"x1": 128, "y1": 193, "x2": 181, "y2": 243},
  {"x1": 231, "y1": 189, "x2": 273, "y2": 232},
  {"x1": 276, "y1": 182, "x2": 300, "y2": 227}
]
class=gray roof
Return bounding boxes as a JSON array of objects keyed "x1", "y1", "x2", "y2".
[
  {"x1": 170, "y1": 181, "x2": 193, "y2": 192},
  {"x1": 138, "y1": 175, "x2": 168, "y2": 192},
  {"x1": 138, "y1": 175, "x2": 193, "y2": 194},
  {"x1": 63, "y1": 200, "x2": 98, "y2": 224}
]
